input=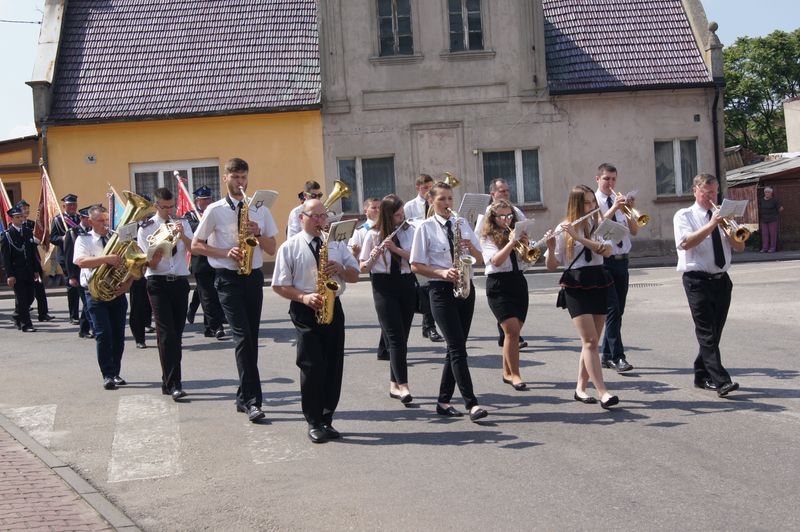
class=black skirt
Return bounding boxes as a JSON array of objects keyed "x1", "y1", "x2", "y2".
[
  {"x1": 486, "y1": 271, "x2": 529, "y2": 323},
  {"x1": 560, "y1": 265, "x2": 613, "y2": 318}
]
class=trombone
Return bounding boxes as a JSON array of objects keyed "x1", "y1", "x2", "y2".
[
  {"x1": 610, "y1": 189, "x2": 649, "y2": 227},
  {"x1": 711, "y1": 202, "x2": 751, "y2": 243}
]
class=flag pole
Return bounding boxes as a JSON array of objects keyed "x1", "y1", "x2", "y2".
[
  {"x1": 39, "y1": 159, "x2": 68, "y2": 234},
  {"x1": 0, "y1": 177, "x2": 13, "y2": 229},
  {"x1": 174, "y1": 171, "x2": 199, "y2": 218}
]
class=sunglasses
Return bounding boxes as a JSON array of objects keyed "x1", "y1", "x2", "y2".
[
  {"x1": 495, "y1": 213, "x2": 514, "y2": 220},
  {"x1": 305, "y1": 192, "x2": 324, "y2": 199}
]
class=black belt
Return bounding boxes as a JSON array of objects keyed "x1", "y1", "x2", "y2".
[
  {"x1": 148, "y1": 274, "x2": 188, "y2": 282},
  {"x1": 684, "y1": 271, "x2": 727, "y2": 281},
  {"x1": 428, "y1": 280, "x2": 453, "y2": 288},
  {"x1": 605, "y1": 254, "x2": 629, "y2": 261}
]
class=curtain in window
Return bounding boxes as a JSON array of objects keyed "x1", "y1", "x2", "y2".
[
  {"x1": 192, "y1": 166, "x2": 221, "y2": 199},
  {"x1": 337, "y1": 159, "x2": 358, "y2": 213},
  {"x1": 362, "y1": 157, "x2": 395, "y2": 203},
  {"x1": 680, "y1": 140, "x2": 698, "y2": 194},
  {"x1": 134, "y1": 172, "x2": 158, "y2": 201},
  {"x1": 483, "y1": 151, "x2": 517, "y2": 201},
  {"x1": 654, "y1": 141, "x2": 676, "y2": 195}
]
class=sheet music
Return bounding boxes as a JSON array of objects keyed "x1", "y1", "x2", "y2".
[
  {"x1": 328, "y1": 219, "x2": 358, "y2": 243},
  {"x1": 719, "y1": 199, "x2": 748, "y2": 218},
  {"x1": 594, "y1": 219, "x2": 629, "y2": 242},
  {"x1": 625, "y1": 189, "x2": 639, "y2": 200},
  {"x1": 512, "y1": 219, "x2": 536, "y2": 240},
  {"x1": 473, "y1": 213, "x2": 486, "y2": 235},
  {"x1": 249, "y1": 190, "x2": 278, "y2": 210},
  {"x1": 116, "y1": 222, "x2": 139, "y2": 243},
  {"x1": 457, "y1": 193, "x2": 491, "y2": 228}
]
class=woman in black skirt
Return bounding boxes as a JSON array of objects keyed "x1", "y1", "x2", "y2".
[
  {"x1": 545, "y1": 185, "x2": 619, "y2": 409},
  {"x1": 360, "y1": 195, "x2": 417, "y2": 405},
  {"x1": 480, "y1": 199, "x2": 529, "y2": 391}
]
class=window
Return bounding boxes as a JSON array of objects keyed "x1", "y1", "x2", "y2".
[
  {"x1": 482, "y1": 149, "x2": 541, "y2": 204},
  {"x1": 448, "y1": 0, "x2": 483, "y2": 51},
  {"x1": 378, "y1": 0, "x2": 413, "y2": 56},
  {"x1": 131, "y1": 159, "x2": 220, "y2": 203},
  {"x1": 654, "y1": 139, "x2": 697, "y2": 196},
  {"x1": 337, "y1": 156, "x2": 396, "y2": 214}
]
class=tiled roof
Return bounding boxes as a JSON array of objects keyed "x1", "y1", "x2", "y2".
[
  {"x1": 48, "y1": 0, "x2": 320, "y2": 123},
  {"x1": 543, "y1": 0, "x2": 713, "y2": 94}
]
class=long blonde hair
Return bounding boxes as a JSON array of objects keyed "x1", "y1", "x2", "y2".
[
  {"x1": 481, "y1": 199, "x2": 517, "y2": 248},
  {"x1": 564, "y1": 184, "x2": 599, "y2": 261}
]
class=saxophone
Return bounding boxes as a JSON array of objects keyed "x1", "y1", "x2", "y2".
[
  {"x1": 315, "y1": 233, "x2": 340, "y2": 325},
  {"x1": 448, "y1": 208, "x2": 476, "y2": 299},
  {"x1": 237, "y1": 187, "x2": 259, "y2": 275},
  {"x1": 88, "y1": 191, "x2": 155, "y2": 301}
]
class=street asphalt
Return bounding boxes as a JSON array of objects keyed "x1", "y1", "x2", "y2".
[{"x1": 0, "y1": 258, "x2": 798, "y2": 531}]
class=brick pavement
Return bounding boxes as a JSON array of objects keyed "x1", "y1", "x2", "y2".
[{"x1": 0, "y1": 426, "x2": 112, "y2": 531}]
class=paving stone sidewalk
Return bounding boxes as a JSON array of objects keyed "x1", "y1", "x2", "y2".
[{"x1": 0, "y1": 415, "x2": 137, "y2": 531}]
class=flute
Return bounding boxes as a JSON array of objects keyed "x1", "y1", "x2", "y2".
[
  {"x1": 362, "y1": 221, "x2": 410, "y2": 269},
  {"x1": 528, "y1": 207, "x2": 602, "y2": 259}
]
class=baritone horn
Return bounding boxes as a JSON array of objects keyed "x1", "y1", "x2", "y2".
[
  {"x1": 426, "y1": 172, "x2": 461, "y2": 217},
  {"x1": 611, "y1": 189, "x2": 649, "y2": 227},
  {"x1": 711, "y1": 202, "x2": 751, "y2": 243},
  {"x1": 323, "y1": 180, "x2": 352, "y2": 211}
]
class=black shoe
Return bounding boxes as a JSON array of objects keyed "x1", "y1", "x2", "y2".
[
  {"x1": 103, "y1": 377, "x2": 117, "y2": 390},
  {"x1": 601, "y1": 359, "x2": 617, "y2": 370},
  {"x1": 246, "y1": 405, "x2": 265, "y2": 422},
  {"x1": 717, "y1": 382, "x2": 739, "y2": 397},
  {"x1": 113, "y1": 376, "x2": 127, "y2": 386},
  {"x1": 79, "y1": 332, "x2": 95, "y2": 339},
  {"x1": 574, "y1": 391, "x2": 598, "y2": 404},
  {"x1": 308, "y1": 427, "x2": 327, "y2": 443},
  {"x1": 518, "y1": 338, "x2": 528, "y2": 349},
  {"x1": 600, "y1": 395, "x2": 619, "y2": 409},
  {"x1": 204, "y1": 328, "x2": 215, "y2": 338},
  {"x1": 145, "y1": 326, "x2": 155, "y2": 333},
  {"x1": 38, "y1": 314, "x2": 55, "y2": 322},
  {"x1": 21, "y1": 325, "x2": 37, "y2": 332},
  {"x1": 135, "y1": 342, "x2": 147, "y2": 349},
  {"x1": 70, "y1": 319, "x2": 80, "y2": 325},
  {"x1": 322, "y1": 424, "x2": 341, "y2": 439},
  {"x1": 400, "y1": 393, "x2": 414, "y2": 405},
  {"x1": 512, "y1": 382, "x2": 527, "y2": 391},
  {"x1": 469, "y1": 408, "x2": 488, "y2": 422},
  {"x1": 376, "y1": 352, "x2": 390, "y2": 361},
  {"x1": 423, "y1": 328, "x2": 444, "y2": 342},
  {"x1": 615, "y1": 359, "x2": 634, "y2": 372},
  {"x1": 436, "y1": 404, "x2": 463, "y2": 417},
  {"x1": 186, "y1": 311, "x2": 195, "y2": 324},
  {"x1": 171, "y1": 389, "x2": 187, "y2": 401},
  {"x1": 694, "y1": 379, "x2": 718, "y2": 391},
  {"x1": 389, "y1": 392, "x2": 402, "y2": 399},
  {"x1": 215, "y1": 328, "x2": 226, "y2": 340}
]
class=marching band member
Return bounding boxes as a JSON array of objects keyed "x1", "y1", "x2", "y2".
[
  {"x1": 1, "y1": 205, "x2": 43, "y2": 332},
  {"x1": 410, "y1": 181, "x2": 488, "y2": 422},
  {"x1": 404, "y1": 174, "x2": 443, "y2": 343},
  {"x1": 51, "y1": 193, "x2": 81, "y2": 323},
  {"x1": 63, "y1": 206, "x2": 94, "y2": 338},
  {"x1": 185, "y1": 186, "x2": 226, "y2": 339},
  {"x1": 191, "y1": 158, "x2": 278, "y2": 422},
  {"x1": 286, "y1": 180, "x2": 323, "y2": 239},
  {"x1": 272, "y1": 199, "x2": 360, "y2": 443},
  {"x1": 359, "y1": 195, "x2": 416, "y2": 405},
  {"x1": 545, "y1": 185, "x2": 618, "y2": 409},
  {"x1": 73, "y1": 205, "x2": 131, "y2": 390},
  {"x1": 138, "y1": 188, "x2": 194, "y2": 401},
  {"x1": 673, "y1": 174, "x2": 743, "y2": 397},
  {"x1": 480, "y1": 199, "x2": 529, "y2": 391}
]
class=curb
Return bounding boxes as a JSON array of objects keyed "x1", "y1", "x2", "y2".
[{"x1": 0, "y1": 412, "x2": 140, "y2": 532}]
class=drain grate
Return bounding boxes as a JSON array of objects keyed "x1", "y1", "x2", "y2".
[{"x1": 629, "y1": 282, "x2": 663, "y2": 288}]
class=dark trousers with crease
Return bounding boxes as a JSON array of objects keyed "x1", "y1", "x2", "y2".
[
  {"x1": 78, "y1": 286, "x2": 92, "y2": 335},
  {"x1": 194, "y1": 270, "x2": 223, "y2": 331},
  {"x1": 129, "y1": 277, "x2": 151, "y2": 343},
  {"x1": 67, "y1": 283, "x2": 80, "y2": 321},
  {"x1": 371, "y1": 273, "x2": 416, "y2": 384},
  {"x1": 682, "y1": 272, "x2": 733, "y2": 386},
  {"x1": 12, "y1": 279, "x2": 35, "y2": 328},
  {"x1": 429, "y1": 282, "x2": 478, "y2": 409},
  {"x1": 34, "y1": 280, "x2": 49, "y2": 318},
  {"x1": 147, "y1": 277, "x2": 190, "y2": 393},
  {"x1": 289, "y1": 299, "x2": 345, "y2": 427},
  {"x1": 216, "y1": 268, "x2": 263, "y2": 409},
  {"x1": 601, "y1": 257, "x2": 629, "y2": 362},
  {"x1": 85, "y1": 293, "x2": 127, "y2": 379},
  {"x1": 417, "y1": 282, "x2": 436, "y2": 330}
]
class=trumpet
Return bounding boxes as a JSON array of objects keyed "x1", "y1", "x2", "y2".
[
  {"x1": 526, "y1": 207, "x2": 602, "y2": 263},
  {"x1": 610, "y1": 189, "x2": 649, "y2": 227},
  {"x1": 426, "y1": 172, "x2": 460, "y2": 218},
  {"x1": 506, "y1": 229, "x2": 538, "y2": 263},
  {"x1": 711, "y1": 202, "x2": 751, "y2": 243}
]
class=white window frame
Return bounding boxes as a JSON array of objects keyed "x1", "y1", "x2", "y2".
[
  {"x1": 480, "y1": 148, "x2": 542, "y2": 205},
  {"x1": 130, "y1": 158, "x2": 219, "y2": 195},
  {"x1": 336, "y1": 155, "x2": 396, "y2": 214},
  {"x1": 449, "y1": 0, "x2": 484, "y2": 52},
  {"x1": 654, "y1": 138, "x2": 698, "y2": 196},
  {"x1": 376, "y1": 0, "x2": 414, "y2": 56}
]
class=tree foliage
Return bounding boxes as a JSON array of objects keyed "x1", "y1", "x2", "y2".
[{"x1": 723, "y1": 29, "x2": 800, "y2": 154}]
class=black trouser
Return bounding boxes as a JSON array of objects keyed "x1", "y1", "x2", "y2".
[
  {"x1": 194, "y1": 270, "x2": 223, "y2": 331},
  {"x1": 34, "y1": 280, "x2": 49, "y2": 319},
  {"x1": 129, "y1": 277, "x2": 152, "y2": 343},
  {"x1": 429, "y1": 281, "x2": 478, "y2": 409},
  {"x1": 601, "y1": 256, "x2": 629, "y2": 362},
  {"x1": 372, "y1": 273, "x2": 416, "y2": 384},
  {"x1": 67, "y1": 282, "x2": 80, "y2": 321},
  {"x1": 12, "y1": 279, "x2": 35, "y2": 328},
  {"x1": 289, "y1": 298, "x2": 345, "y2": 427},
  {"x1": 682, "y1": 272, "x2": 733, "y2": 386},
  {"x1": 216, "y1": 268, "x2": 264, "y2": 409},
  {"x1": 147, "y1": 276, "x2": 190, "y2": 393},
  {"x1": 78, "y1": 286, "x2": 92, "y2": 335},
  {"x1": 85, "y1": 293, "x2": 127, "y2": 379},
  {"x1": 417, "y1": 282, "x2": 436, "y2": 330}
]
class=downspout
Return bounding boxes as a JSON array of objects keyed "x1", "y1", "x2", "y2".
[
  {"x1": 705, "y1": 22, "x2": 725, "y2": 197},
  {"x1": 712, "y1": 86, "x2": 721, "y2": 182},
  {"x1": 41, "y1": 124, "x2": 49, "y2": 168}
]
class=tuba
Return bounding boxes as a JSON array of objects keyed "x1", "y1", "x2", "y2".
[
  {"x1": 448, "y1": 208, "x2": 476, "y2": 299},
  {"x1": 426, "y1": 172, "x2": 460, "y2": 218},
  {"x1": 88, "y1": 191, "x2": 155, "y2": 301},
  {"x1": 711, "y1": 202, "x2": 751, "y2": 243},
  {"x1": 323, "y1": 180, "x2": 352, "y2": 211},
  {"x1": 237, "y1": 187, "x2": 259, "y2": 275},
  {"x1": 315, "y1": 232, "x2": 340, "y2": 325},
  {"x1": 611, "y1": 189, "x2": 649, "y2": 227}
]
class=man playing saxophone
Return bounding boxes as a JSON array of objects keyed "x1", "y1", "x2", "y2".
[
  {"x1": 73, "y1": 205, "x2": 132, "y2": 391},
  {"x1": 191, "y1": 158, "x2": 278, "y2": 422},
  {"x1": 138, "y1": 188, "x2": 194, "y2": 401},
  {"x1": 272, "y1": 199, "x2": 359, "y2": 443}
]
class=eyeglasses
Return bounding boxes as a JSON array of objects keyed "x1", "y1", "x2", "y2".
[
  {"x1": 495, "y1": 213, "x2": 514, "y2": 220},
  {"x1": 301, "y1": 211, "x2": 327, "y2": 220},
  {"x1": 305, "y1": 192, "x2": 323, "y2": 199},
  {"x1": 157, "y1": 204, "x2": 175, "y2": 210}
]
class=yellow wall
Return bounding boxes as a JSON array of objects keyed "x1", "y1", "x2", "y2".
[
  {"x1": 45, "y1": 111, "x2": 323, "y2": 250},
  {"x1": 0, "y1": 142, "x2": 40, "y2": 207},
  {"x1": 0, "y1": 148, "x2": 33, "y2": 166}
]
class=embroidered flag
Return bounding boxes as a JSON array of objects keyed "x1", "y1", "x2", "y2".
[
  {"x1": 34, "y1": 165, "x2": 65, "y2": 249},
  {"x1": 0, "y1": 177, "x2": 13, "y2": 230}
]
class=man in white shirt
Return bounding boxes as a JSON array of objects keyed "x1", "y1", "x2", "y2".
[
  {"x1": 191, "y1": 158, "x2": 278, "y2": 422},
  {"x1": 403, "y1": 174, "x2": 434, "y2": 221},
  {"x1": 673, "y1": 174, "x2": 744, "y2": 397},
  {"x1": 73, "y1": 205, "x2": 132, "y2": 390},
  {"x1": 595, "y1": 163, "x2": 638, "y2": 373},
  {"x1": 287, "y1": 180, "x2": 323, "y2": 239},
  {"x1": 348, "y1": 197, "x2": 380, "y2": 258},
  {"x1": 272, "y1": 199, "x2": 360, "y2": 443},
  {"x1": 138, "y1": 187, "x2": 194, "y2": 401}
]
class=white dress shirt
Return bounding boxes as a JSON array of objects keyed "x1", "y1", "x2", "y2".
[
  {"x1": 410, "y1": 213, "x2": 482, "y2": 278},
  {"x1": 545, "y1": 222, "x2": 612, "y2": 269},
  {"x1": 73, "y1": 230, "x2": 109, "y2": 288},
  {"x1": 403, "y1": 195, "x2": 428, "y2": 220},
  {"x1": 137, "y1": 215, "x2": 193, "y2": 277},
  {"x1": 348, "y1": 220, "x2": 373, "y2": 251},
  {"x1": 193, "y1": 195, "x2": 278, "y2": 271},
  {"x1": 359, "y1": 224, "x2": 415, "y2": 274},
  {"x1": 272, "y1": 231, "x2": 359, "y2": 296},
  {"x1": 480, "y1": 236, "x2": 525, "y2": 274},
  {"x1": 596, "y1": 190, "x2": 633, "y2": 255},
  {"x1": 674, "y1": 202, "x2": 732, "y2": 273},
  {"x1": 286, "y1": 203, "x2": 304, "y2": 239}
]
